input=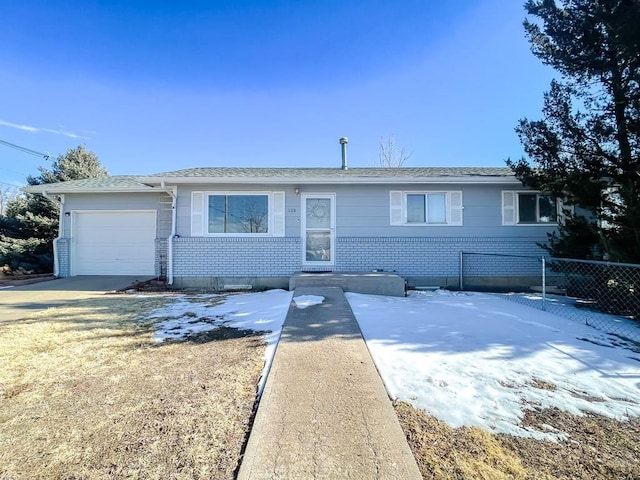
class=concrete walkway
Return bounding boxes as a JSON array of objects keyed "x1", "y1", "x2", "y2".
[
  {"x1": 0, "y1": 276, "x2": 144, "y2": 322},
  {"x1": 237, "y1": 287, "x2": 421, "y2": 480}
]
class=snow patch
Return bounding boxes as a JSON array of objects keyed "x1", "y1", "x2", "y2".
[
  {"x1": 293, "y1": 295, "x2": 325, "y2": 309},
  {"x1": 347, "y1": 290, "x2": 640, "y2": 440},
  {"x1": 142, "y1": 289, "x2": 293, "y2": 394}
]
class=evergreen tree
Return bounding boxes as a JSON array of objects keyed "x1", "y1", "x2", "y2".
[
  {"x1": 507, "y1": 0, "x2": 640, "y2": 262},
  {"x1": 0, "y1": 145, "x2": 108, "y2": 272}
]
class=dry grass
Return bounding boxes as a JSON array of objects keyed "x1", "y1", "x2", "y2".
[
  {"x1": 395, "y1": 401, "x2": 527, "y2": 480},
  {"x1": 0, "y1": 295, "x2": 266, "y2": 479},
  {"x1": 396, "y1": 401, "x2": 640, "y2": 480},
  {"x1": 498, "y1": 407, "x2": 640, "y2": 480}
]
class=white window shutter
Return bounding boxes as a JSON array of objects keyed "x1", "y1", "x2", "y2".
[
  {"x1": 272, "y1": 191, "x2": 286, "y2": 237},
  {"x1": 390, "y1": 191, "x2": 403, "y2": 225},
  {"x1": 502, "y1": 191, "x2": 516, "y2": 225},
  {"x1": 191, "y1": 192, "x2": 205, "y2": 236},
  {"x1": 448, "y1": 191, "x2": 463, "y2": 225}
]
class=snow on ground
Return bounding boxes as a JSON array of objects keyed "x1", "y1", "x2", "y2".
[
  {"x1": 142, "y1": 289, "x2": 293, "y2": 392},
  {"x1": 293, "y1": 295, "x2": 325, "y2": 309},
  {"x1": 138, "y1": 287, "x2": 639, "y2": 440},
  {"x1": 347, "y1": 290, "x2": 640, "y2": 440},
  {"x1": 501, "y1": 291, "x2": 640, "y2": 343}
]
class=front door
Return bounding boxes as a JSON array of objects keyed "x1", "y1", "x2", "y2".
[{"x1": 302, "y1": 193, "x2": 335, "y2": 267}]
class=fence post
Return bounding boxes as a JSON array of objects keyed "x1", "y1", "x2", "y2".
[
  {"x1": 459, "y1": 251, "x2": 464, "y2": 290},
  {"x1": 541, "y1": 257, "x2": 546, "y2": 311}
]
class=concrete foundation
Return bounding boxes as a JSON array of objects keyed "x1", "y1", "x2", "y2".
[
  {"x1": 172, "y1": 276, "x2": 289, "y2": 291},
  {"x1": 172, "y1": 273, "x2": 556, "y2": 294}
]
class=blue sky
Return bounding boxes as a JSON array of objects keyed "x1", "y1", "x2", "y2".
[{"x1": 0, "y1": 0, "x2": 554, "y2": 186}]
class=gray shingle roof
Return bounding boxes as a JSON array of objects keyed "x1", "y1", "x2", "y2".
[
  {"x1": 146, "y1": 167, "x2": 514, "y2": 178},
  {"x1": 24, "y1": 166, "x2": 517, "y2": 193},
  {"x1": 23, "y1": 175, "x2": 153, "y2": 193}
]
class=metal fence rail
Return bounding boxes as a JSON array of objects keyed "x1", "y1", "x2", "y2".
[{"x1": 460, "y1": 252, "x2": 640, "y2": 344}]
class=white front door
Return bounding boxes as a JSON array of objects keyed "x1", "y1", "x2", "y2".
[{"x1": 302, "y1": 193, "x2": 335, "y2": 267}]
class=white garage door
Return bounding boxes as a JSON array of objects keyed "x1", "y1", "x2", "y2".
[{"x1": 73, "y1": 211, "x2": 157, "y2": 275}]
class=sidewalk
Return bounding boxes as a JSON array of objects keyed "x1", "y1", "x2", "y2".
[{"x1": 237, "y1": 286, "x2": 421, "y2": 479}]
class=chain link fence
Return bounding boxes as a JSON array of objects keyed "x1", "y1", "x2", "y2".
[{"x1": 460, "y1": 252, "x2": 640, "y2": 344}]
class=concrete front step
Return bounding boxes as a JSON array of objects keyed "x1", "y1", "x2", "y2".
[{"x1": 289, "y1": 272, "x2": 406, "y2": 297}]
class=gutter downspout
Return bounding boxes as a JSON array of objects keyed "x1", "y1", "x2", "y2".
[
  {"x1": 162, "y1": 182, "x2": 177, "y2": 285},
  {"x1": 42, "y1": 192, "x2": 64, "y2": 277}
]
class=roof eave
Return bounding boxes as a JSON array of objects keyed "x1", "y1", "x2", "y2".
[{"x1": 23, "y1": 186, "x2": 157, "y2": 194}]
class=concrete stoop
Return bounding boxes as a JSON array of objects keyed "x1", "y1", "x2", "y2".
[
  {"x1": 237, "y1": 287, "x2": 421, "y2": 480},
  {"x1": 289, "y1": 272, "x2": 406, "y2": 297}
]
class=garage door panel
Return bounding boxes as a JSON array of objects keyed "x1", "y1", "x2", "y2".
[
  {"x1": 78, "y1": 214, "x2": 156, "y2": 229},
  {"x1": 73, "y1": 211, "x2": 156, "y2": 276}
]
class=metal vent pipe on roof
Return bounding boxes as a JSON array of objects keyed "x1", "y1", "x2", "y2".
[{"x1": 339, "y1": 137, "x2": 348, "y2": 170}]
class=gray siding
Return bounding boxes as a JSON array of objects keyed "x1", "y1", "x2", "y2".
[
  {"x1": 175, "y1": 184, "x2": 298, "y2": 237},
  {"x1": 175, "y1": 183, "x2": 556, "y2": 240},
  {"x1": 56, "y1": 183, "x2": 556, "y2": 287},
  {"x1": 56, "y1": 192, "x2": 170, "y2": 278},
  {"x1": 61, "y1": 192, "x2": 169, "y2": 238}
]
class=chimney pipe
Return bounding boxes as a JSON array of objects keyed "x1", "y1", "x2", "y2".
[{"x1": 339, "y1": 137, "x2": 348, "y2": 170}]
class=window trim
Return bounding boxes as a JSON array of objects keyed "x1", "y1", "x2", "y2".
[
  {"x1": 390, "y1": 191, "x2": 463, "y2": 226},
  {"x1": 190, "y1": 191, "x2": 285, "y2": 237},
  {"x1": 502, "y1": 191, "x2": 559, "y2": 226}
]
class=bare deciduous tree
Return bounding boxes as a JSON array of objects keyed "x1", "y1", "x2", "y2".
[
  {"x1": 378, "y1": 136, "x2": 412, "y2": 167},
  {"x1": 0, "y1": 183, "x2": 22, "y2": 216}
]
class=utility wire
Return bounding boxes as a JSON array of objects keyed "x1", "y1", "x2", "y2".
[
  {"x1": 0, "y1": 138, "x2": 50, "y2": 160},
  {"x1": 0, "y1": 180, "x2": 23, "y2": 188},
  {"x1": 0, "y1": 166, "x2": 29, "y2": 177}
]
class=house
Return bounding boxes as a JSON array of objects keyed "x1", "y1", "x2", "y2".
[{"x1": 24, "y1": 165, "x2": 560, "y2": 290}]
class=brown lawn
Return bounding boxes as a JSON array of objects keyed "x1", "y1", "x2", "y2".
[
  {"x1": 396, "y1": 401, "x2": 640, "y2": 480},
  {"x1": 5, "y1": 290, "x2": 638, "y2": 480},
  {"x1": 0, "y1": 295, "x2": 265, "y2": 479}
]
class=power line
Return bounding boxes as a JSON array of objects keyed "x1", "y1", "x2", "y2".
[
  {"x1": 0, "y1": 166, "x2": 29, "y2": 177},
  {"x1": 0, "y1": 180, "x2": 23, "y2": 188},
  {"x1": 0, "y1": 138, "x2": 50, "y2": 160}
]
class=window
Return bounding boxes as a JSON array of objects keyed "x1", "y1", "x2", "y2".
[
  {"x1": 190, "y1": 191, "x2": 285, "y2": 236},
  {"x1": 390, "y1": 191, "x2": 463, "y2": 226},
  {"x1": 502, "y1": 191, "x2": 558, "y2": 225},
  {"x1": 208, "y1": 194, "x2": 268, "y2": 233},
  {"x1": 407, "y1": 193, "x2": 447, "y2": 223}
]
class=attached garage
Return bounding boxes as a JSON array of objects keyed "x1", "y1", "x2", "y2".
[{"x1": 72, "y1": 210, "x2": 157, "y2": 276}]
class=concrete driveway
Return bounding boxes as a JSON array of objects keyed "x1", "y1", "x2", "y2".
[{"x1": 0, "y1": 276, "x2": 146, "y2": 322}]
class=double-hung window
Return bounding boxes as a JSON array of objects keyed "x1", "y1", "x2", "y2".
[
  {"x1": 502, "y1": 191, "x2": 558, "y2": 225},
  {"x1": 191, "y1": 191, "x2": 285, "y2": 236},
  {"x1": 390, "y1": 191, "x2": 463, "y2": 226}
]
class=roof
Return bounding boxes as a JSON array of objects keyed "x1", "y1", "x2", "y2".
[
  {"x1": 137, "y1": 166, "x2": 518, "y2": 185},
  {"x1": 22, "y1": 175, "x2": 154, "y2": 194},
  {"x1": 143, "y1": 166, "x2": 513, "y2": 179},
  {"x1": 24, "y1": 166, "x2": 519, "y2": 194}
]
